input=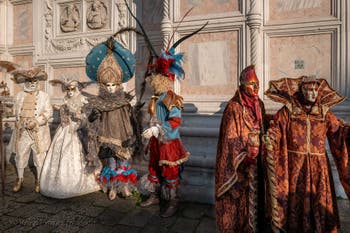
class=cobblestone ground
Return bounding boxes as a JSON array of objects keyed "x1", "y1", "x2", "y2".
[{"x1": 0, "y1": 167, "x2": 349, "y2": 233}]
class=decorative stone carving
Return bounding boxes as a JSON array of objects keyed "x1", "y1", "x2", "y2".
[
  {"x1": 43, "y1": 0, "x2": 117, "y2": 54},
  {"x1": 60, "y1": 4, "x2": 80, "y2": 33},
  {"x1": 86, "y1": 0, "x2": 108, "y2": 30},
  {"x1": 115, "y1": 0, "x2": 127, "y2": 47}
]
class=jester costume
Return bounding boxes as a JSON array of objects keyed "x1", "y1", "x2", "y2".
[{"x1": 265, "y1": 77, "x2": 350, "y2": 233}]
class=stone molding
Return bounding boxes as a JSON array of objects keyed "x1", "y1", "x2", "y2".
[
  {"x1": 8, "y1": 44, "x2": 35, "y2": 55},
  {"x1": 263, "y1": 0, "x2": 340, "y2": 25},
  {"x1": 30, "y1": 0, "x2": 135, "y2": 67},
  {"x1": 8, "y1": 0, "x2": 32, "y2": 5}
]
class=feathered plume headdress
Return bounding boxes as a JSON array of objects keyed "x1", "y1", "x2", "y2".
[
  {"x1": 49, "y1": 78, "x2": 93, "y2": 91},
  {"x1": 85, "y1": 36, "x2": 136, "y2": 84},
  {"x1": 123, "y1": 0, "x2": 208, "y2": 81},
  {"x1": 0, "y1": 61, "x2": 47, "y2": 84}
]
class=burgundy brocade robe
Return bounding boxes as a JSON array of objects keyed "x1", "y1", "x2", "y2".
[
  {"x1": 265, "y1": 77, "x2": 350, "y2": 233},
  {"x1": 215, "y1": 90, "x2": 266, "y2": 233}
]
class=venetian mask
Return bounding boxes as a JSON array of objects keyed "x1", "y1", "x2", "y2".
[
  {"x1": 66, "y1": 85, "x2": 79, "y2": 98},
  {"x1": 302, "y1": 82, "x2": 319, "y2": 103},
  {"x1": 242, "y1": 75, "x2": 259, "y2": 98},
  {"x1": 24, "y1": 79, "x2": 38, "y2": 92},
  {"x1": 104, "y1": 82, "x2": 120, "y2": 94}
]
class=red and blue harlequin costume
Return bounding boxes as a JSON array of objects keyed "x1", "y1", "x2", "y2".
[
  {"x1": 146, "y1": 90, "x2": 189, "y2": 188},
  {"x1": 139, "y1": 49, "x2": 190, "y2": 218},
  {"x1": 122, "y1": 0, "x2": 207, "y2": 217}
]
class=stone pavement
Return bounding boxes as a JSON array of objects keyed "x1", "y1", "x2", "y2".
[{"x1": 0, "y1": 167, "x2": 350, "y2": 233}]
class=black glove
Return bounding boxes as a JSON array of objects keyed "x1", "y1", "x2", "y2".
[
  {"x1": 98, "y1": 146, "x2": 116, "y2": 159},
  {"x1": 88, "y1": 108, "x2": 101, "y2": 122}
]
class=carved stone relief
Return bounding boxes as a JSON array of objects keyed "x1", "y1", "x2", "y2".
[
  {"x1": 86, "y1": 0, "x2": 108, "y2": 30},
  {"x1": 60, "y1": 4, "x2": 81, "y2": 33},
  {"x1": 115, "y1": 1, "x2": 127, "y2": 47},
  {"x1": 42, "y1": 0, "x2": 127, "y2": 55}
]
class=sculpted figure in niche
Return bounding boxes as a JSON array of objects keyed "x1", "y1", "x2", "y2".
[
  {"x1": 60, "y1": 4, "x2": 80, "y2": 33},
  {"x1": 87, "y1": 0, "x2": 108, "y2": 30}
]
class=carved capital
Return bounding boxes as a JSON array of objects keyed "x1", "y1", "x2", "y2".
[{"x1": 247, "y1": 0, "x2": 262, "y2": 29}]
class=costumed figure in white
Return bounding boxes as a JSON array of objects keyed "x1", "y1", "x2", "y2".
[
  {"x1": 86, "y1": 36, "x2": 137, "y2": 200},
  {"x1": 40, "y1": 79, "x2": 101, "y2": 198},
  {"x1": 9, "y1": 67, "x2": 52, "y2": 193}
]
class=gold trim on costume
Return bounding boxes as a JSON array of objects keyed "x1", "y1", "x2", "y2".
[
  {"x1": 97, "y1": 53, "x2": 122, "y2": 84},
  {"x1": 216, "y1": 151, "x2": 247, "y2": 198},
  {"x1": 158, "y1": 153, "x2": 190, "y2": 166},
  {"x1": 97, "y1": 136, "x2": 122, "y2": 147}
]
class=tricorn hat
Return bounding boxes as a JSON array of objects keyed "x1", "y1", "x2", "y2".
[{"x1": 11, "y1": 67, "x2": 48, "y2": 84}]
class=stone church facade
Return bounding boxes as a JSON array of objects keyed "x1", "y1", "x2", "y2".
[{"x1": 0, "y1": 0, "x2": 349, "y2": 203}]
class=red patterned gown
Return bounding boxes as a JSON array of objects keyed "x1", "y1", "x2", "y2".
[{"x1": 265, "y1": 77, "x2": 350, "y2": 233}]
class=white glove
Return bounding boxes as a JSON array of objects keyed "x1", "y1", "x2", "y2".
[{"x1": 142, "y1": 126, "x2": 160, "y2": 139}]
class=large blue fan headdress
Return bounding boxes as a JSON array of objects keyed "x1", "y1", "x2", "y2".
[
  {"x1": 122, "y1": 1, "x2": 208, "y2": 81},
  {"x1": 85, "y1": 37, "x2": 135, "y2": 84}
]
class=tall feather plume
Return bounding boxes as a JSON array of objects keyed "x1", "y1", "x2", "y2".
[
  {"x1": 165, "y1": 7, "x2": 194, "y2": 52},
  {"x1": 123, "y1": 0, "x2": 158, "y2": 57},
  {"x1": 171, "y1": 21, "x2": 208, "y2": 50}
]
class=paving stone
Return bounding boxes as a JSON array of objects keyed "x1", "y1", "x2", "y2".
[
  {"x1": 181, "y1": 202, "x2": 210, "y2": 219},
  {"x1": 119, "y1": 208, "x2": 155, "y2": 228},
  {"x1": 34, "y1": 195, "x2": 60, "y2": 205},
  {"x1": 5, "y1": 224, "x2": 33, "y2": 232},
  {"x1": 92, "y1": 196, "x2": 114, "y2": 207},
  {"x1": 51, "y1": 224, "x2": 81, "y2": 233},
  {"x1": 142, "y1": 223, "x2": 170, "y2": 233},
  {"x1": 18, "y1": 212, "x2": 52, "y2": 228},
  {"x1": 16, "y1": 192, "x2": 40, "y2": 203},
  {"x1": 169, "y1": 217, "x2": 200, "y2": 233},
  {"x1": 38, "y1": 203, "x2": 68, "y2": 214},
  {"x1": 0, "y1": 215, "x2": 21, "y2": 231},
  {"x1": 6, "y1": 203, "x2": 41, "y2": 218},
  {"x1": 108, "y1": 197, "x2": 138, "y2": 213},
  {"x1": 195, "y1": 217, "x2": 218, "y2": 233},
  {"x1": 80, "y1": 223, "x2": 116, "y2": 233},
  {"x1": 147, "y1": 213, "x2": 178, "y2": 228},
  {"x1": 340, "y1": 216, "x2": 350, "y2": 233},
  {"x1": 48, "y1": 210, "x2": 95, "y2": 227},
  {"x1": 113, "y1": 224, "x2": 142, "y2": 233},
  {"x1": 29, "y1": 224, "x2": 57, "y2": 233},
  {"x1": 70, "y1": 203, "x2": 105, "y2": 217},
  {"x1": 204, "y1": 205, "x2": 216, "y2": 219},
  {"x1": 338, "y1": 199, "x2": 350, "y2": 217},
  {"x1": 96, "y1": 209, "x2": 125, "y2": 226},
  {"x1": 0, "y1": 196, "x2": 16, "y2": 215}
]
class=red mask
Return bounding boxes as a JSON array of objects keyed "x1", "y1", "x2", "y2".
[{"x1": 242, "y1": 72, "x2": 259, "y2": 98}]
